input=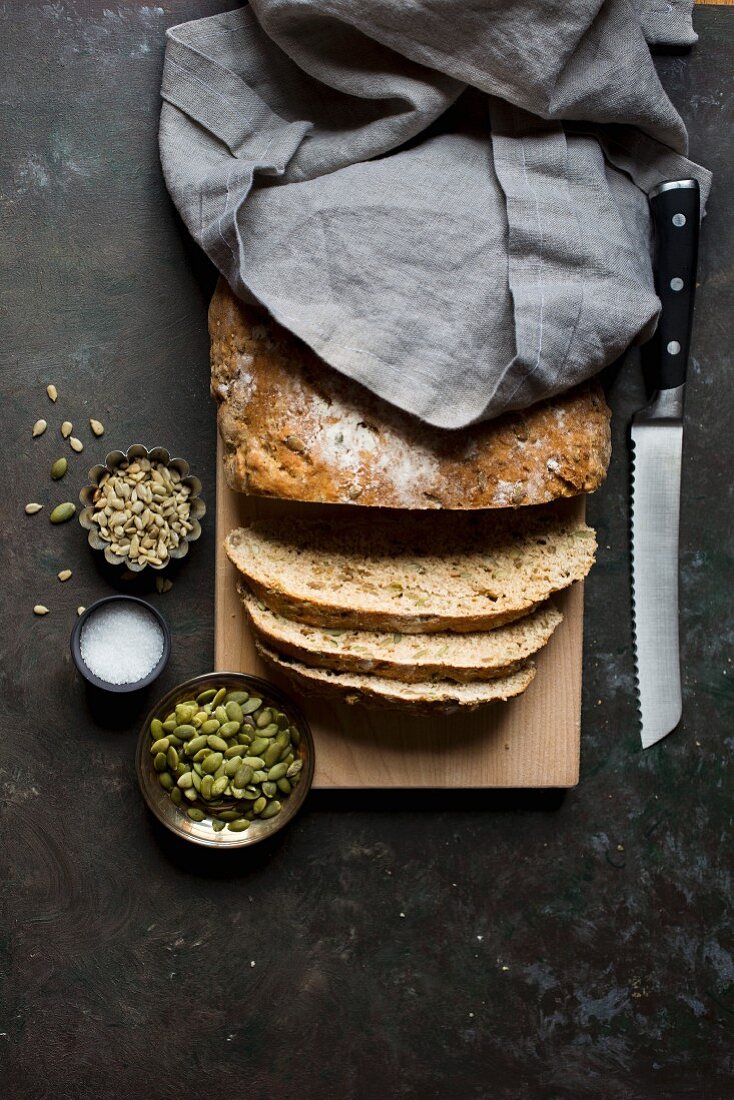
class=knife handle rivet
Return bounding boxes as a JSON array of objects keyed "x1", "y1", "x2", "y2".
[
  {"x1": 672, "y1": 213, "x2": 686, "y2": 227},
  {"x1": 667, "y1": 340, "x2": 681, "y2": 355},
  {"x1": 670, "y1": 277, "x2": 684, "y2": 292}
]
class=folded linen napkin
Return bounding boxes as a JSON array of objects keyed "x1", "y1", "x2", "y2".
[{"x1": 159, "y1": 0, "x2": 710, "y2": 429}]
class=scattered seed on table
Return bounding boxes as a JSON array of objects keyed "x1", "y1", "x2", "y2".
[
  {"x1": 51, "y1": 457, "x2": 68, "y2": 480},
  {"x1": 61, "y1": 421, "x2": 73, "y2": 438},
  {"x1": 57, "y1": 569, "x2": 72, "y2": 582},
  {"x1": 49, "y1": 502, "x2": 76, "y2": 524},
  {"x1": 33, "y1": 605, "x2": 49, "y2": 616},
  {"x1": 46, "y1": 384, "x2": 58, "y2": 402},
  {"x1": 32, "y1": 419, "x2": 47, "y2": 438},
  {"x1": 25, "y1": 503, "x2": 43, "y2": 515},
  {"x1": 69, "y1": 436, "x2": 83, "y2": 453},
  {"x1": 77, "y1": 606, "x2": 86, "y2": 616},
  {"x1": 156, "y1": 577, "x2": 173, "y2": 594},
  {"x1": 89, "y1": 418, "x2": 104, "y2": 436}
]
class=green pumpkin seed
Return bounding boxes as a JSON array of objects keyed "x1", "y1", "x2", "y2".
[
  {"x1": 150, "y1": 737, "x2": 169, "y2": 755},
  {"x1": 167, "y1": 734, "x2": 183, "y2": 748},
  {"x1": 260, "y1": 800, "x2": 282, "y2": 820},
  {"x1": 276, "y1": 713, "x2": 290, "y2": 731},
  {"x1": 196, "y1": 688, "x2": 218, "y2": 705},
  {"x1": 224, "y1": 701, "x2": 244, "y2": 725},
  {"x1": 192, "y1": 749, "x2": 210, "y2": 763},
  {"x1": 286, "y1": 760, "x2": 303, "y2": 777},
  {"x1": 251, "y1": 770, "x2": 268, "y2": 784},
  {"x1": 225, "y1": 744, "x2": 245, "y2": 760},
  {"x1": 242, "y1": 756, "x2": 265, "y2": 769},
  {"x1": 201, "y1": 752, "x2": 223, "y2": 774},
  {"x1": 177, "y1": 772, "x2": 194, "y2": 790},
  {"x1": 187, "y1": 808, "x2": 206, "y2": 822},
  {"x1": 227, "y1": 819, "x2": 250, "y2": 832},
  {"x1": 262, "y1": 781, "x2": 277, "y2": 798},
  {"x1": 175, "y1": 704, "x2": 196, "y2": 722},
  {"x1": 291, "y1": 727, "x2": 301, "y2": 746},
  {"x1": 162, "y1": 719, "x2": 177, "y2": 733},
  {"x1": 174, "y1": 724, "x2": 197, "y2": 740},
  {"x1": 200, "y1": 775, "x2": 214, "y2": 800},
  {"x1": 258, "y1": 723, "x2": 279, "y2": 739},
  {"x1": 218, "y1": 720, "x2": 240, "y2": 738},
  {"x1": 49, "y1": 502, "x2": 75, "y2": 524},
  {"x1": 186, "y1": 735, "x2": 208, "y2": 756},
  {"x1": 50, "y1": 457, "x2": 68, "y2": 480},
  {"x1": 224, "y1": 691, "x2": 249, "y2": 704},
  {"x1": 230, "y1": 786, "x2": 246, "y2": 799},
  {"x1": 201, "y1": 719, "x2": 220, "y2": 735},
  {"x1": 192, "y1": 771, "x2": 202, "y2": 792},
  {"x1": 214, "y1": 705, "x2": 228, "y2": 725},
  {"x1": 170, "y1": 787, "x2": 182, "y2": 805},
  {"x1": 150, "y1": 718, "x2": 164, "y2": 739},
  {"x1": 256, "y1": 709, "x2": 273, "y2": 729},
  {"x1": 248, "y1": 737, "x2": 271, "y2": 757},
  {"x1": 153, "y1": 752, "x2": 167, "y2": 772},
  {"x1": 242, "y1": 698, "x2": 262, "y2": 715},
  {"x1": 206, "y1": 734, "x2": 228, "y2": 752},
  {"x1": 158, "y1": 772, "x2": 174, "y2": 790},
  {"x1": 267, "y1": 762, "x2": 288, "y2": 781},
  {"x1": 283, "y1": 752, "x2": 295, "y2": 766},
  {"x1": 212, "y1": 687, "x2": 227, "y2": 707},
  {"x1": 263, "y1": 743, "x2": 283, "y2": 767},
  {"x1": 166, "y1": 746, "x2": 179, "y2": 769},
  {"x1": 211, "y1": 776, "x2": 229, "y2": 798},
  {"x1": 237, "y1": 732, "x2": 252, "y2": 746},
  {"x1": 233, "y1": 765, "x2": 252, "y2": 789},
  {"x1": 252, "y1": 796, "x2": 267, "y2": 815},
  {"x1": 224, "y1": 757, "x2": 242, "y2": 778},
  {"x1": 277, "y1": 778, "x2": 292, "y2": 795},
  {"x1": 175, "y1": 762, "x2": 190, "y2": 778},
  {"x1": 212, "y1": 819, "x2": 226, "y2": 832},
  {"x1": 240, "y1": 786, "x2": 260, "y2": 800},
  {"x1": 183, "y1": 788, "x2": 198, "y2": 802}
]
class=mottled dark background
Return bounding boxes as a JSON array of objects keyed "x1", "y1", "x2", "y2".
[{"x1": 1, "y1": 3, "x2": 732, "y2": 1097}]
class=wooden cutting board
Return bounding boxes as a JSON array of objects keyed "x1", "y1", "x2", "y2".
[{"x1": 215, "y1": 439, "x2": 584, "y2": 788}]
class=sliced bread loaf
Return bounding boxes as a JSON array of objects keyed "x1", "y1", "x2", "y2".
[
  {"x1": 256, "y1": 641, "x2": 537, "y2": 713},
  {"x1": 241, "y1": 585, "x2": 562, "y2": 682},
  {"x1": 225, "y1": 509, "x2": 595, "y2": 633}
]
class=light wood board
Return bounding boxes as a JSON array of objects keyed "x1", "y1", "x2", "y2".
[{"x1": 215, "y1": 438, "x2": 585, "y2": 788}]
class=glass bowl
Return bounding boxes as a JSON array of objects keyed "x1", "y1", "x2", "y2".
[{"x1": 136, "y1": 672, "x2": 314, "y2": 848}]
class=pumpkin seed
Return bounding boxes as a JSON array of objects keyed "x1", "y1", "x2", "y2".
[
  {"x1": 192, "y1": 771, "x2": 202, "y2": 792},
  {"x1": 252, "y1": 796, "x2": 267, "y2": 815},
  {"x1": 216, "y1": 810, "x2": 241, "y2": 822},
  {"x1": 286, "y1": 760, "x2": 304, "y2": 778},
  {"x1": 214, "y1": 706, "x2": 228, "y2": 725},
  {"x1": 162, "y1": 718, "x2": 177, "y2": 733},
  {"x1": 201, "y1": 752, "x2": 223, "y2": 774},
  {"x1": 156, "y1": 576, "x2": 173, "y2": 593},
  {"x1": 225, "y1": 701, "x2": 244, "y2": 724},
  {"x1": 200, "y1": 775, "x2": 214, "y2": 800},
  {"x1": 61, "y1": 421, "x2": 73, "y2": 438},
  {"x1": 263, "y1": 742, "x2": 283, "y2": 767},
  {"x1": 184, "y1": 788, "x2": 198, "y2": 802},
  {"x1": 212, "y1": 819, "x2": 226, "y2": 832},
  {"x1": 158, "y1": 772, "x2": 174, "y2": 791},
  {"x1": 291, "y1": 728, "x2": 301, "y2": 746},
  {"x1": 242, "y1": 698, "x2": 262, "y2": 714},
  {"x1": 206, "y1": 734, "x2": 228, "y2": 752},
  {"x1": 196, "y1": 688, "x2": 218, "y2": 705},
  {"x1": 153, "y1": 752, "x2": 167, "y2": 772},
  {"x1": 51, "y1": 458, "x2": 68, "y2": 480},
  {"x1": 227, "y1": 819, "x2": 250, "y2": 832},
  {"x1": 32, "y1": 419, "x2": 47, "y2": 437},
  {"x1": 277, "y1": 778, "x2": 292, "y2": 795},
  {"x1": 174, "y1": 724, "x2": 197, "y2": 740},
  {"x1": 218, "y1": 721, "x2": 241, "y2": 739},
  {"x1": 212, "y1": 687, "x2": 227, "y2": 707},
  {"x1": 170, "y1": 787, "x2": 182, "y2": 805},
  {"x1": 267, "y1": 762, "x2": 288, "y2": 781},
  {"x1": 50, "y1": 502, "x2": 75, "y2": 524},
  {"x1": 201, "y1": 719, "x2": 220, "y2": 735},
  {"x1": 224, "y1": 691, "x2": 249, "y2": 705},
  {"x1": 77, "y1": 606, "x2": 86, "y2": 616},
  {"x1": 224, "y1": 757, "x2": 242, "y2": 778},
  {"x1": 187, "y1": 808, "x2": 206, "y2": 822},
  {"x1": 225, "y1": 744, "x2": 245, "y2": 759},
  {"x1": 25, "y1": 503, "x2": 43, "y2": 514},
  {"x1": 166, "y1": 746, "x2": 179, "y2": 769},
  {"x1": 46, "y1": 384, "x2": 58, "y2": 402},
  {"x1": 57, "y1": 569, "x2": 72, "y2": 582},
  {"x1": 186, "y1": 735, "x2": 208, "y2": 755},
  {"x1": 89, "y1": 418, "x2": 105, "y2": 436},
  {"x1": 69, "y1": 436, "x2": 84, "y2": 453},
  {"x1": 242, "y1": 757, "x2": 265, "y2": 770},
  {"x1": 177, "y1": 772, "x2": 194, "y2": 790},
  {"x1": 256, "y1": 709, "x2": 273, "y2": 729},
  {"x1": 248, "y1": 737, "x2": 271, "y2": 757},
  {"x1": 251, "y1": 770, "x2": 268, "y2": 784},
  {"x1": 150, "y1": 718, "x2": 164, "y2": 739},
  {"x1": 260, "y1": 800, "x2": 282, "y2": 820},
  {"x1": 211, "y1": 776, "x2": 229, "y2": 798},
  {"x1": 258, "y1": 723, "x2": 279, "y2": 739},
  {"x1": 234, "y1": 765, "x2": 253, "y2": 789},
  {"x1": 150, "y1": 737, "x2": 169, "y2": 754},
  {"x1": 193, "y1": 749, "x2": 210, "y2": 763},
  {"x1": 262, "y1": 782, "x2": 277, "y2": 798}
]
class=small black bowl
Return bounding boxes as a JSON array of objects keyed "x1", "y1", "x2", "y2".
[{"x1": 70, "y1": 595, "x2": 171, "y2": 693}]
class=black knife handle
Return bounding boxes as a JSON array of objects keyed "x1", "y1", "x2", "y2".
[{"x1": 649, "y1": 179, "x2": 700, "y2": 391}]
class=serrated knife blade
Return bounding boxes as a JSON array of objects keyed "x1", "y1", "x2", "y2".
[{"x1": 631, "y1": 179, "x2": 699, "y2": 748}]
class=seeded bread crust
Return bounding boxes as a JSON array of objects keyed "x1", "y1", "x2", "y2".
[
  {"x1": 225, "y1": 509, "x2": 596, "y2": 634},
  {"x1": 210, "y1": 280, "x2": 611, "y2": 510},
  {"x1": 241, "y1": 586, "x2": 563, "y2": 683},
  {"x1": 257, "y1": 641, "x2": 537, "y2": 713}
]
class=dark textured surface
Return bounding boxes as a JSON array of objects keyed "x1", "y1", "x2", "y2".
[{"x1": 1, "y1": 4, "x2": 732, "y2": 1097}]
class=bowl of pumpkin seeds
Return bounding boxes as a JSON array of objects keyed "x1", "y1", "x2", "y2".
[
  {"x1": 136, "y1": 672, "x2": 314, "y2": 847},
  {"x1": 79, "y1": 444, "x2": 205, "y2": 571}
]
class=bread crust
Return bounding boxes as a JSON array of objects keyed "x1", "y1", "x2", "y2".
[{"x1": 210, "y1": 279, "x2": 611, "y2": 510}]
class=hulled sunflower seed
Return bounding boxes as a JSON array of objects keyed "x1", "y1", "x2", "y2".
[
  {"x1": 25, "y1": 503, "x2": 43, "y2": 514},
  {"x1": 69, "y1": 437, "x2": 84, "y2": 453},
  {"x1": 46, "y1": 384, "x2": 58, "y2": 402},
  {"x1": 32, "y1": 419, "x2": 47, "y2": 437},
  {"x1": 33, "y1": 605, "x2": 50, "y2": 615},
  {"x1": 61, "y1": 421, "x2": 73, "y2": 438},
  {"x1": 57, "y1": 569, "x2": 72, "y2": 582},
  {"x1": 89, "y1": 418, "x2": 104, "y2": 436}
]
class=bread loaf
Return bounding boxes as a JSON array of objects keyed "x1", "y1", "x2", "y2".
[
  {"x1": 256, "y1": 641, "x2": 537, "y2": 713},
  {"x1": 226, "y1": 508, "x2": 596, "y2": 634},
  {"x1": 211, "y1": 280, "x2": 611, "y2": 510},
  {"x1": 241, "y1": 586, "x2": 562, "y2": 683}
]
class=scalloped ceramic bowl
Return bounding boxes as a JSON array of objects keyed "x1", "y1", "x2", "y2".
[{"x1": 78, "y1": 444, "x2": 205, "y2": 572}]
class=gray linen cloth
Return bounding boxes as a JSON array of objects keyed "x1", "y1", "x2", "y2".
[{"x1": 159, "y1": 0, "x2": 710, "y2": 429}]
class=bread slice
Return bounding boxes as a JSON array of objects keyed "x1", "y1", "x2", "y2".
[
  {"x1": 257, "y1": 641, "x2": 537, "y2": 713},
  {"x1": 211, "y1": 279, "x2": 611, "y2": 509},
  {"x1": 225, "y1": 508, "x2": 596, "y2": 634},
  {"x1": 241, "y1": 586, "x2": 562, "y2": 683}
]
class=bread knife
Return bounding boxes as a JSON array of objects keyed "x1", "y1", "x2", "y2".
[{"x1": 631, "y1": 178, "x2": 700, "y2": 748}]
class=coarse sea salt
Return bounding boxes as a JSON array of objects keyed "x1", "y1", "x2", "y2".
[{"x1": 80, "y1": 603, "x2": 164, "y2": 685}]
